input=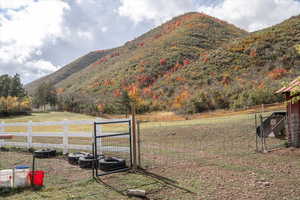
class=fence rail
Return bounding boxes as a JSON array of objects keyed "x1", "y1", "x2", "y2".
[{"x1": 0, "y1": 118, "x2": 130, "y2": 154}]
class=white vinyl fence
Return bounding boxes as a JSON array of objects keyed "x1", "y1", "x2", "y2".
[{"x1": 0, "y1": 118, "x2": 130, "y2": 154}]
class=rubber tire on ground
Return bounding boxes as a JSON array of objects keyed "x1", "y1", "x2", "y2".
[
  {"x1": 33, "y1": 149, "x2": 56, "y2": 158},
  {"x1": 78, "y1": 154, "x2": 105, "y2": 169},
  {"x1": 99, "y1": 157, "x2": 126, "y2": 172},
  {"x1": 78, "y1": 154, "x2": 94, "y2": 169},
  {"x1": 68, "y1": 152, "x2": 88, "y2": 165}
]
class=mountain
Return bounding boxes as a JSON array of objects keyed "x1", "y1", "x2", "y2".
[
  {"x1": 164, "y1": 14, "x2": 300, "y2": 112},
  {"x1": 25, "y1": 12, "x2": 300, "y2": 114},
  {"x1": 26, "y1": 50, "x2": 113, "y2": 94}
]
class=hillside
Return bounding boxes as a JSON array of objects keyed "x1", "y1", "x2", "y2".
[
  {"x1": 25, "y1": 50, "x2": 113, "y2": 94},
  {"x1": 163, "y1": 14, "x2": 300, "y2": 112},
  {"x1": 25, "y1": 12, "x2": 300, "y2": 114}
]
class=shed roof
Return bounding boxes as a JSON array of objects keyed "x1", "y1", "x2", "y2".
[{"x1": 276, "y1": 77, "x2": 300, "y2": 94}]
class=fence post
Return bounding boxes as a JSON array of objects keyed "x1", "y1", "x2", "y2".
[
  {"x1": 255, "y1": 113, "x2": 258, "y2": 152},
  {"x1": 95, "y1": 118, "x2": 102, "y2": 154},
  {"x1": 63, "y1": 119, "x2": 69, "y2": 154},
  {"x1": 261, "y1": 104, "x2": 265, "y2": 113},
  {"x1": 27, "y1": 121, "x2": 32, "y2": 149},
  {"x1": 259, "y1": 115, "x2": 267, "y2": 153},
  {"x1": 0, "y1": 121, "x2": 4, "y2": 147},
  {"x1": 131, "y1": 103, "x2": 137, "y2": 171},
  {"x1": 137, "y1": 120, "x2": 141, "y2": 168}
]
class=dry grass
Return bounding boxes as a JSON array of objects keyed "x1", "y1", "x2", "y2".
[
  {"x1": 105, "y1": 103, "x2": 285, "y2": 122},
  {"x1": 138, "y1": 111, "x2": 300, "y2": 200},
  {"x1": 1, "y1": 109, "x2": 300, "y2": 199},
  {"x1": 0, "y1": 151, "x2": 171, "y2": 200}
]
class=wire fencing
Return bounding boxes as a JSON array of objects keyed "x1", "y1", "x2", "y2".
[{"x1": 138, "y1": 112, "x2": 287, "y2": 178}]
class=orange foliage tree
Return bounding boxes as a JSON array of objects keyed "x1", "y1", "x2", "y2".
[
  {"x1": 160, "y1": 58, "x2": 167, "y2": 65},
  {"x1": 268, "y1": 68, "x2": 288, "y2": 80},
  {"x1": 172, "y1": 90, "x2": 190, "y2": 109}
]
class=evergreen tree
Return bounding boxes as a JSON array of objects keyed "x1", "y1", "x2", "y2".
[
  {"x1": 0, "y1": 74, "x2": 11, "y2": 97},
  {"x1": 0, "y1": 74, "x2": 26, "y2": 97},
  {"x1": 33, "y1": 82, "x2": 57, "y2": 110},
  {"x1": 9, "y1": 74, "x2": 26, "y2": 97}
]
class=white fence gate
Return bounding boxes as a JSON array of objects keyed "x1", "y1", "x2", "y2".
[{"x1": 0, "y1": 118, "x2": 130, "y2": 154}]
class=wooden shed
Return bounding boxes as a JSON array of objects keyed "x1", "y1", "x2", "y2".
[{"x1": 276, "y1": 77, "x2": 300, "y2": 147}]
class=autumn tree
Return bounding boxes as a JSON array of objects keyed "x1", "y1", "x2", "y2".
[
  {"x1": 0, "y1": 74, "x2": 31, "y2": 116},
  {"x1": 120, "y1": 90, "x2": 132, "y2": 117}
]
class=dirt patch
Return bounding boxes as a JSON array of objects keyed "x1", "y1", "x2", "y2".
[{"x1": 270, "y1": 147, "x2": 300, "y2": 156}]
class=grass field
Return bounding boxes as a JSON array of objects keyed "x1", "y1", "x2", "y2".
[{"x1": 1, "y1": 110, "x2": 300, "y2": 200}]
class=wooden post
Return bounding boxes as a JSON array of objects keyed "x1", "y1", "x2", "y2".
[
  {"x1": 255, "y1": 113, "x2": 258, "y2": 152},
  {"x1": 0, "y1": 121, "x2": 4, "y2": 147},
  {"x1": 63, "y1": 119, "x2": 69, "y2": 154},
  {"x1": 131, "y1": 103, "x2": 137, "y2": 171},
  {"x1": 137, "y1": 120, "x2": 141, "y2": 168},
  {"x1": 259, "y1": 115, "x2": 267, "y2": 153},
  {"x1": 288, "y1": 102, "x2": 292, "y2": 146},
  {"x1": 27, "y1": 121, "x2": 32, "y2": 149},
  {"x1": 259, "y1": 115, "x2": 263, "y2": 152}
]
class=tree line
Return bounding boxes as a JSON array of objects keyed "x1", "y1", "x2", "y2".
[
  {"x1": 0, "y1": 74, "x2": 31, "y2": 116},
  {"x1": 32, "y1": 82, "x2": 57, "y2": 111},
  {"x1": 0, "y1": 74, "x2": 26, "y2": 98}
]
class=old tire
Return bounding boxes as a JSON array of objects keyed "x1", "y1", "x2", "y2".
[
  {"x1": 34, "y1": 149, "x2": 56, "y2": 158},
  {"x1": 99, "y1": 157, "x2": 126, "y2": 171},
  {"x1": 78, "y1": 154, "x2": 105, "y2": 169},
  {"x1": 78, "y1": 154, "x2": 95, "y2": 169},
  {"x1": 68, "y1": 152, "x2": 88, "y2": 165}
]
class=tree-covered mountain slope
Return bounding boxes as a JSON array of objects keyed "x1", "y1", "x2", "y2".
[
  {"x1": 25, "y1": 12, "x2": 300, "y2": 114},
  {"x1": 161, "y1": 14, "x2": 300, "y2": 112},
  {"x1": 25, "y1": 50, "x2": 113, "y2": 94}
]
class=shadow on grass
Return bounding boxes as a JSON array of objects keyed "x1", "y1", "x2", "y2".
[
  {"x1": 95, "y1": 176, "x2": 152, "y2": 199},
  {"x1": 137, "y1": 169, "x2": 196, "y2": 195},
  {"x1": 94, "y1": 169, "x2": 196, "y2": 199},
  {"x1": 0, "y1": 113, "x2": 32, "y2": 119},
  {"x1": 0, "y1": 186, "x2": 43, "y2": 198}
]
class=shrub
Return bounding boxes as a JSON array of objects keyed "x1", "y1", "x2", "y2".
[
  {"x1": 0, "y1": 96, "x2": 31, "y2": 116},
  {"x1": 268, "y1": 68, "x2": 288, "y2": 80},
  {"x1": 230, "y1": 88, "x2": 283, "y2": 109},
  {"x1": 160, "y1": 58, "x2": 167, "y2": 65}
]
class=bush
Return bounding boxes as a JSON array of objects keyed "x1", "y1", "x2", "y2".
[
  {"x1": 0, "y1": 96, "x2": 31, "y2": 116},
  {"x1": 230, "y1": 88, "x2": 283, "y2": 109}
]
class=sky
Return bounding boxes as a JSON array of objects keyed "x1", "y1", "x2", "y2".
[{"x1": 0, "y1": 0, "x2": 300, "y2": 84}]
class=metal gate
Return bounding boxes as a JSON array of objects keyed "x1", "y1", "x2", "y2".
[{"x1": 92, "y1": 119, "x2": 132, "y2": 177}]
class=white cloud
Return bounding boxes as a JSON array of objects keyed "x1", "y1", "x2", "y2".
[
  {"x1": 25, "y1": 59, "x2": 60, "y2": 72},
  {"x1": 198, "y1": 0, "x2": 300, "y2": 31},
  {"x1": 101, "y1": 26, "x2": 108, "y2": 33},
  {"x1": 0, "y1": 59, "x2": 60, "y2": 84},
  {"x1": 75, "y1": 0, "x2": 96, "y2": 5},
  {"x1": 75, "y1": 0, "x2": 82, "y2": 4},
  {"x1": 1, "y1": 0, "x2": 299, "y2": 84},
  {"x1": 78, "y1": 31, "x2": 94, "y2": 40},
  {"x1": 0, "y1": 0, "x2": 70, "y2": 62},
  {"x1": 0, "y1": 0, "x2": 33, "y2": 9},
  {"x1": 0, "y1": 0, "x2": 69, "y2": 83},
  {"x1": 118, "y1": 0, "x2": 300, "y2": 31},
  {"x1": 118, "y1": 0, "x2": 195, "y2": 25},
  {"x1": 21, "y1": 59, "x2": 61, "y2": 83}
]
